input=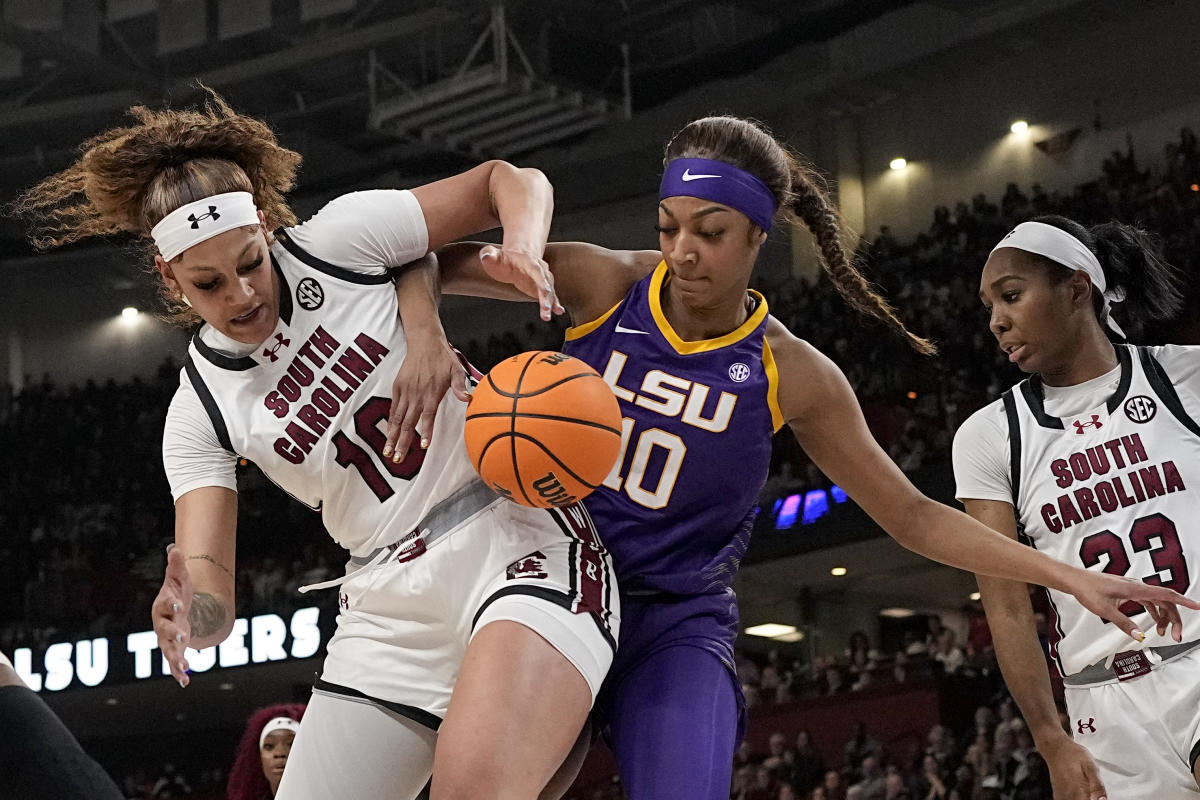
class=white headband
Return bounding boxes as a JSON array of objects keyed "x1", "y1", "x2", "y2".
[
  {"x1": 991, "y1": 221, "x2": 1126, "y2": 337},
  {"x1": 259, "y1": 716, "x2": 300, "y2": 748},
  {"x1": 151, "y1": 191, "x2": 261, "y2": 261}
]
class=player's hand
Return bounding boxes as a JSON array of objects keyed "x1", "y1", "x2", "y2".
[
  {"x1": 1040, "y1": 736, "x2": 1108, "y2": 800},
  {"x1": 152, "y1": 544, "x2": 194, "y2": 687},
  {"x1": 479, "y1": 244, "x2": 564, "y2": 321},
  {"x1": 1066, "y1": 568, "x2": 1198, "y2": 642},
  {"x1": 383, "y1": 330, "x2": 471, "y2": 464}
]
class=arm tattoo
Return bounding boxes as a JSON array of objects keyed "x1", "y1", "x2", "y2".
[
  {"x1": 188, "y1": 592, "x2": 229, "y2": 639},
  {"x1": 188, "y1": 553, "x2": 234, "y2": 581}
]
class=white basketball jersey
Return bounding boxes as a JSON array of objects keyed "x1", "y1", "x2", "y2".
[
  {"x1": 180, "y1": 232, "x2": 480, "y2": 556},
  {"x1": 1003, "y1": 345, "x2": 1200, "y2": 675}
]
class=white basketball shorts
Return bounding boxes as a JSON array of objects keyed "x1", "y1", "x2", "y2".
[{"x1": 1064, "y1": 645, "x2": 1200, "y2": 798}]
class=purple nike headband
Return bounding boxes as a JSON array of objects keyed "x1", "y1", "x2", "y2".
[{"x1": 659, "y1": 157, "x2": 779, "y2": 232}]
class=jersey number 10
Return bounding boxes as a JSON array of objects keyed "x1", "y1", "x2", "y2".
[{"x1": 331, "y1": 396, "x2": 425, "y2": 501}]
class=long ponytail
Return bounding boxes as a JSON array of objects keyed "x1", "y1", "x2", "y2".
[
  {"x1": 1032, "y1": 214, "x2": 1183, "y2": 340},
  {"x1": 664, "y1": 116, "x2": 935, "y2": 354}
]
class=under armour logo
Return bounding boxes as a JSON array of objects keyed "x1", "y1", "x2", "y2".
[
  {"x1": 187, "y1": 206, "x2": 220, "y2": 229},
  {"x1": 338, "y1": 592, "x2": 350, "y2": 612},
  {"x1": 1072, "y1": 415, "x2": 1103, "y2": 434},
  {"x1": 1076, "y1": 717, "x2": 1096, "y2": 734},
  {"x1": 262, "y1": 332, "x2": 291, "y2": 362}
]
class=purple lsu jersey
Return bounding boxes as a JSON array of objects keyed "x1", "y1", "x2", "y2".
[{"x1": 563, "y1": 261, "x2": 784, "y2": 595}]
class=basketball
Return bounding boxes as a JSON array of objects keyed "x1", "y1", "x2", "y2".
[{"x1": 465, "y1": 351, "x2": 623, "y2": 508}]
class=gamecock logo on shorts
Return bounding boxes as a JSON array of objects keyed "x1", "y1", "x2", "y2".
[{"x1": 507, "y1": 551, "x2": 548, "y2": 580}]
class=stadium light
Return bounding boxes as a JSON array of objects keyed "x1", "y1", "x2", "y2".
[
  {"x1": 1010, "y1": 120, "x2": 1029, "y2": 135},
  {"x1": 969, "y1": 592, "x2": 981, "y2": 601},
  {"x1": 880, "y1": 608, "x2": 915, "y2": 618},
  {"x1": 120, "y1": 307, "x2": 140, "y2": 323},
  {"x1": 889, "y1": 157, "x2": 907, "y2": 171},
  {"x1": 745, "y1": 623, "x2": 797, "y2": 638},
  {"x1": 830, "y1": 566, "x2": 848, "y2": 577}
]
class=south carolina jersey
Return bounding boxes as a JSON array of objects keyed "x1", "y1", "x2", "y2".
[
  {"x1": 955, "y1": 344, "x2": 1200, "y2": 676},
  {"x1": 562, "y1": 261, "x2": 784, "y2": 595},
  {"x1": 175, "y1": 231, "x2": 479, "y2": 557}
]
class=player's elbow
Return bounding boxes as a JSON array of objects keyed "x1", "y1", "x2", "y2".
[{"x1": 880, "y1": 494, "x2": 938, "y2": 553}]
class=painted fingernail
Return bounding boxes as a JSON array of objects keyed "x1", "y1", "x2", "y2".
[
  {"x1": 394, "y1": 450, "x2": 405, "y2": 463},
  {"x1": 383, "y1": 444, "x2": 393, "y2": 456},
  {"x1": 179, "y1": 678, "x2": 187, "y2": 688},
  {"x1": 1132, "y1": 629, "x2": 1146, "y2": 641},
  {"x1": 420, "y1": 438, "x2": 430, "y2": 449},
  {"x1": 166, "y1": 543, "x2": 176, "y2": 553}
]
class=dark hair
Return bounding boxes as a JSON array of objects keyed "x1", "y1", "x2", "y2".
[
  {"x1": 227, "y1": 702, "x2": 306, "y2": 800},
  {"x1": 1029, "y1": 214, "x2": 1183, "y2": 340},
  {"x1": 664, "y1": 116, "x2": 935, "y2": 354},
  {"x1": 15, "y1": 85, "x2": 301, "y2": 326}
]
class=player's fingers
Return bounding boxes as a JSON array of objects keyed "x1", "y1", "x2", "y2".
[
  {"x1": 392, "y1": 404, "x2": 422, "y2": 463},
  {"x1": 164, "y1": 544, "x2": 189, "y2": 587},
  {"x1": 153, "y1": 614, "x2": 191, "y2": 686},
  {"x1": 384, "y1": 399, "x2": 409, "y2": 458},
  {"x1": 1141, "y1": 600, "x2": 1168, "y2": 635},
  {"x1": 450, "y1": 365, "x2": 472, "y2": 402},
  {"x1": 417, "y1": 407, "x2": 436, "y2": 451},
  {"x1": 1140, "y1": 585, "x2": 1200, "y2": 610},
  {"x1": 1102, "y1": 605, "x2": 1145, "y2": 642},
  {"x1": 1160, "y1": 599, "x2": 1184, "y2": 642},
  {"x1": 1084, "y1": 762, "x2": 1108, "y2": 800}
]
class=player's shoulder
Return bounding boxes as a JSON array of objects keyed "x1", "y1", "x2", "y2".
[
  {"x1": 548, "y1": 243, "x2": 660, "y2": 327},
  {"x1": 762, "y1": 318, "x2": 845, "y2": 423},
  {"x1": 763, "y1": 316, "x2": 822, "y2": 371},
  {"x1": 954, "y1": 396, "x2": 1009, "y2": 447},
  {"x1": 1137, "y1": 342, "x2": 1200, "y2": 374}
]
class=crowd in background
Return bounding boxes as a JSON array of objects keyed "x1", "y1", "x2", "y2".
[{"x1": 0, "y1": 127, "x2": 1197, "y2": 798}]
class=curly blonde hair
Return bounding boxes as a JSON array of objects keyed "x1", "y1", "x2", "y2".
[{"x1": 15, "y1": 86, "x2": 302, "y2": 324}]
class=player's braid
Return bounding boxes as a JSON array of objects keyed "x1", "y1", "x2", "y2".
[{"x1": 788, "y1": 169, "x2": 936, "y2": 355}]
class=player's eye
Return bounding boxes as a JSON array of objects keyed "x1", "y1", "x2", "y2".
[
  {"x1": 238, "y1": 256, "x2": 264, "y2": 274},
  {"x1": 194, "y1": 279, "x2": 219, "y2": 291},
  {"x1": 654, "y1": 224, "x2": 677, "y2": 236}
]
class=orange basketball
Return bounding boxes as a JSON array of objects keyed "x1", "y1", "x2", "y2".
[{"x1": 465, "y1": 351, "x2": 623, "y2": 508}]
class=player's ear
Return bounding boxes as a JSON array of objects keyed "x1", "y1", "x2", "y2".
[{"x1": 1068, "y1": 271, "x2": 1093, "y2": 309}]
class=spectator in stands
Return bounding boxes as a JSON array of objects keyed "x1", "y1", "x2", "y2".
[
  {"x1": 843, "y1": 721, "x2": 881, "y2": 781},
  {"x1": 822, "y1": 768, "x2": 847, "y2": 800},
  {"x1": 932, "y1": 629, "x2": 964, "y2": 675},
  {"x1": 789, "y1": 729, "x2": 825, "y2": 796},
  {"x1": 227, "y1": 703, "x2": 306, "y2": 800},
  {"x1": 851, "y1": 755, "x2": 887, "y2": 799}
]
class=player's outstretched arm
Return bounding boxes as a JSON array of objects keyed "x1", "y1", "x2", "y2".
[
  {"x1": 151, "y1": 487, "x2": 238, "y2": 688},
  {"x1": 772, "y1": 328, "x2": 1199, "y2": 638},
  {"x1": 382, "y1": 243, "x2": 659, "y2": 459},
  {"x1": 967, "y1": 500, "x2": 1108, "y2": 800}
]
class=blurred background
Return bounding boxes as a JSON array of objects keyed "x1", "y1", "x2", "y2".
[{"x1": 2, "y1": 1, "x2": 1199, "y2": 798}]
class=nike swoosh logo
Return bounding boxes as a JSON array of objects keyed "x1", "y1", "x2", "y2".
[
  {"x1": 681, "y1": 169, "x2": 721, "y2": 182},
  {"x1": 614, "y1": 323, "x2": 650, "y2": 335}
]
